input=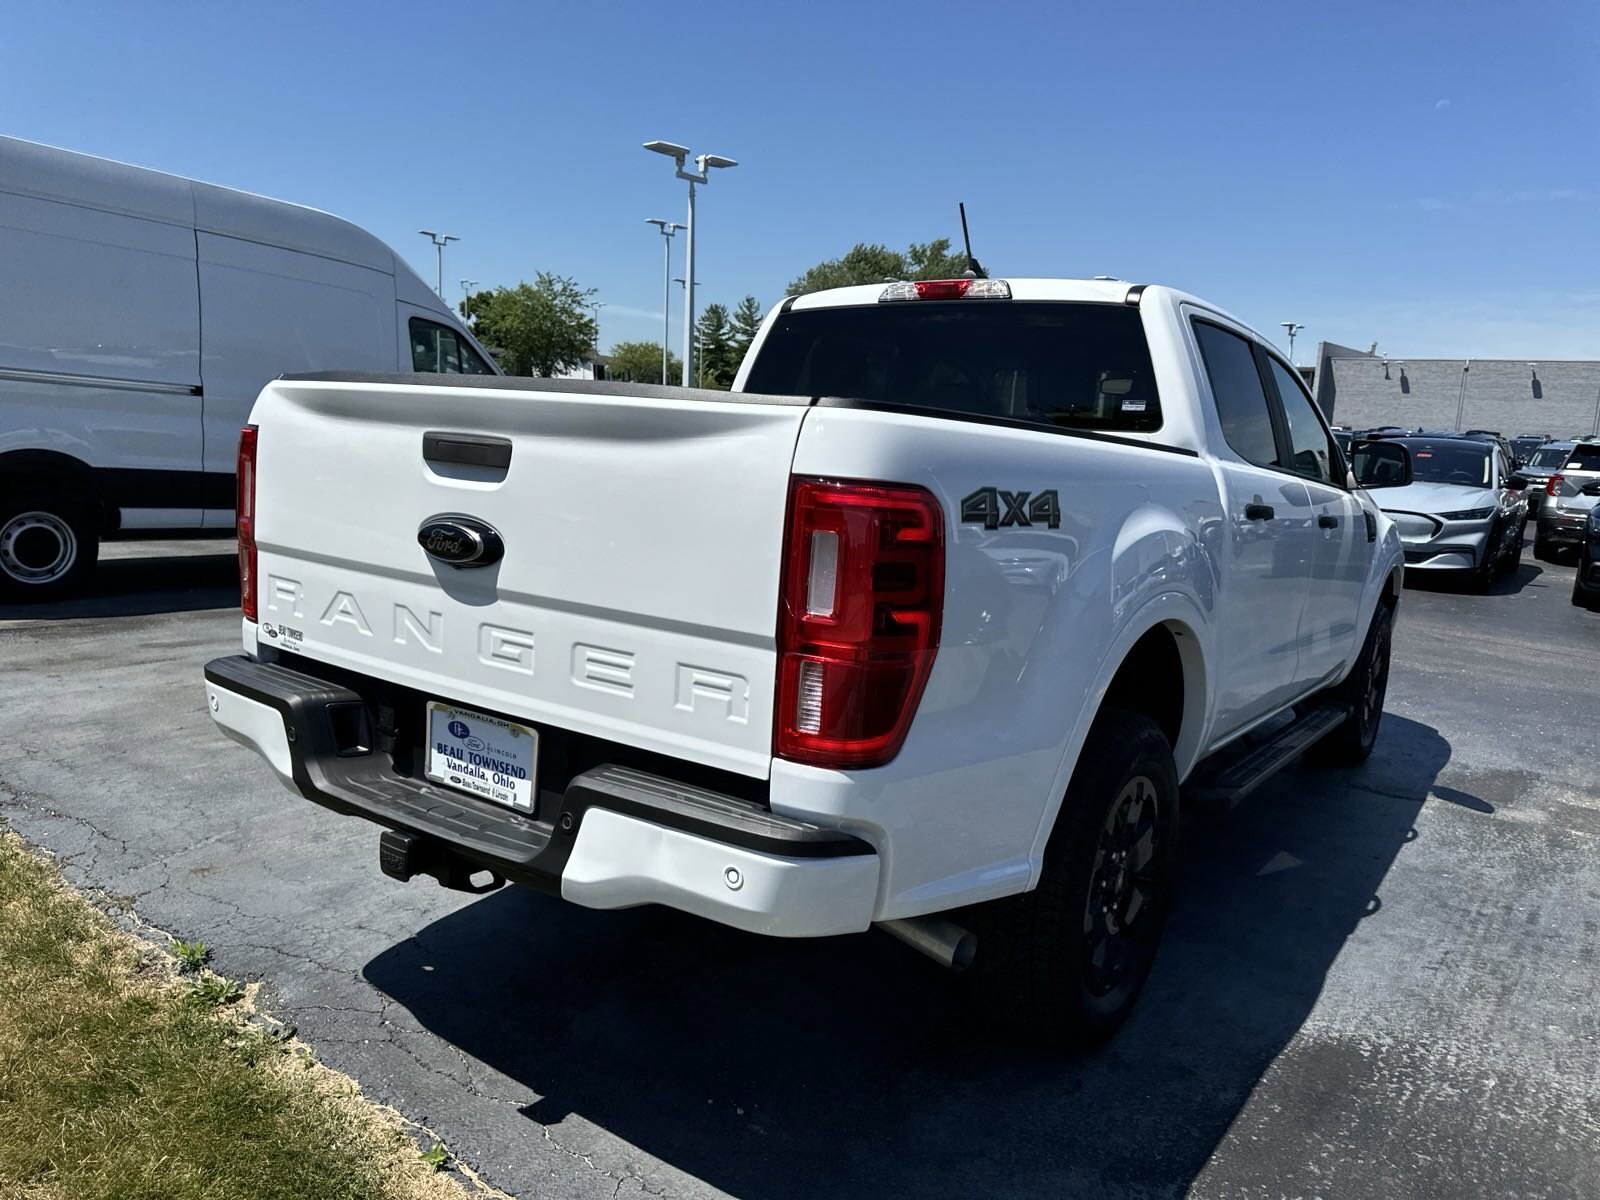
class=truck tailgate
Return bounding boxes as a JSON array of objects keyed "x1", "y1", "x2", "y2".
[{"x1": 248, "y1": 376, "x2": 810, "y2": 778}]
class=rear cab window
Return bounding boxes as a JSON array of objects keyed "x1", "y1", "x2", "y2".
[
  {"x1": 410, "y1": 317, "x2": 495, "y2": 375},
  {"x1": 742, "y1": 301, "x2": 1161, "y2": 434}
]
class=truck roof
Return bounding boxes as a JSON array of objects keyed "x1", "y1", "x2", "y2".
[
  {"x1": 789, "y1": 277, "x2": 1139, "y2": 310},
  {"x1": 786, "y1": 277, "x2": 1264, "y2": 344}
]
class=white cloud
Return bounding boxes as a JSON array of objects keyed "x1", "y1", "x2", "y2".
[
  {"x1": 603, "y1": 304, "x2": 666, "y2": 321},
  {"x1": 1435, "y1": 98, "x2": 1451, "y2": 110}
]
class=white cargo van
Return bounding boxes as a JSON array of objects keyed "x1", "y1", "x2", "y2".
[{"x1": 0, "y1": 135, "x2": 498, "y2": 600}]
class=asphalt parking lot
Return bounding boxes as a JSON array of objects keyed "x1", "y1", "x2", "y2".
[{"x1": 3, "y1": 538, "x2": 1598, "y2": 1200}]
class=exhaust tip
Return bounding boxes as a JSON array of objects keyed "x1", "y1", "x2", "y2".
[{"x1": 878, "y1": 915, "x2": 977, "y2": 972}]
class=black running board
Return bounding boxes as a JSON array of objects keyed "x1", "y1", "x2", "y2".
[{"x1": 1184, "y1": 701, "x2": 1352, "y2": 810}]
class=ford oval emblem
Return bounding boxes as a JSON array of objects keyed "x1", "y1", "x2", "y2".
[{"x1": 417, "y1": 514, "x2": 504, "y2": 568}]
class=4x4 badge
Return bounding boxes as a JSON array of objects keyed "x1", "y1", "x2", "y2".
[{"x1": 960, "y1": 487, "x2": 1062, "y2": 530}]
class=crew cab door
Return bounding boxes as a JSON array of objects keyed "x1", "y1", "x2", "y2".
[
  {"x1": 1191, "y1": 319, "x2": 1314, "y2": 738},
  {"x1": 1260, "y1": 353, "x2": 1367, "y2": 685}
]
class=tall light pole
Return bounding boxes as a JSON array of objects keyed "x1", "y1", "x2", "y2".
[
  {"x1": 459, "y1": 279, "x2": 477, "y2": 316},
  {"x1": 418, "y1": 230, "x2": 458, "y2": 298},
  {"x1": 1281, "y1": 322, "x2": 1305, "y2": 365},
  {"x1": 646, "y1": 218, "x2": 684, "y2": 384},
  {"x1": 589, "y1": 302, "x2": 605, "y2": 353},
  {"x1": 643, "y1": 140, "x2": 737, "y2": 387}
]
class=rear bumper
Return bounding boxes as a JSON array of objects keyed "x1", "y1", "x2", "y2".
[
  {"x1": 203, "y1": 655, "x2": 879, "y2": 937},
  {"x1": 1539, "y1": 511, "x2": 1590, "y2": 546}
]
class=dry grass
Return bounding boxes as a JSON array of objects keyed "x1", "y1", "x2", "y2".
[{"x1": 0, "y1": 830, "x2": 503, "y2": 1200}]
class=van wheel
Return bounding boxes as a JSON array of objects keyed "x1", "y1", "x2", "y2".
[
  {"x1": 967, "y1": 708, "x2": 1179, "y2": 1050},
  {"x1": 0, "y1": 493, "x2": 99, "y2": 602},
  {"x1": 1307, "y1": 602, "x2": 1393, "y2": 766}
]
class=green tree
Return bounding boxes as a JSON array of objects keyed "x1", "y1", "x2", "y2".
[
  {"x1": 461, "y1": 274, "x2": 597, "y2": 377},
  {"x1": 608, "y1": 340, "x2": 681, "y2": 384},
  {"x1": 730, "y1": 294, "x2": 765, "y2": 363},
  {"x1": 785, "y1": 237, "x2": 968, "y2": 296},
  {"x1": 694, "y1": 302, "x2": 736, "y2": 390}
]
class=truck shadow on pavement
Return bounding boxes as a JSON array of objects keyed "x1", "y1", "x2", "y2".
[
  {"x1": 0, "y1": 553, "x2": 238, "y2": 621},
  {"x1": 365, "y1": 715, "x2": 1453, "y2": 1200}
]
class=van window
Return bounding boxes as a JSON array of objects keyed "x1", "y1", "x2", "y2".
[{"x1": 410, "y1": 318, "x2": 494, "y2": 375}]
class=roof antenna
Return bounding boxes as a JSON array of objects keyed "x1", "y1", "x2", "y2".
[{"x1": 959, "y1": 202, "x2": 988, "y2": 279}]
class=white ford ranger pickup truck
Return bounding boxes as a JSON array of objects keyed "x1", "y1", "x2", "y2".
[{"x1": 204, "y1": 278, "x2": 1404, "y2": 1044}]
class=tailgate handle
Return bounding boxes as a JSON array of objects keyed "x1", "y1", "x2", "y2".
[{"x1": 423, "y1": 431, "x2": 512, "y2": 470}]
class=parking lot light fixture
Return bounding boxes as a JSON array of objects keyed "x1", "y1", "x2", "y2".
[
  {"x1": 643, "y1": 141, "x2": 738, "y2": 386},
  {"x1": 646, "y1": 218, "x2": 685, "y2": 383},
  {"x1": 418, "y1": 230, "x2": 458, "y2": 298},
  {"x1": 1281, "y1": 322, "x2": 1305, "y2": 365}
]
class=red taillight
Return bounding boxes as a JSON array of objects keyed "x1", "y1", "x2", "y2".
[
  {"x1": 775, "y1": 477, "x2": 944, "y2": 769},
  {"x1": 1547, "y1": 473, "x2": 1564, "y2": 497},
  {"x1": 237, "y1": 425, "x2": 258, "y2": 622}
]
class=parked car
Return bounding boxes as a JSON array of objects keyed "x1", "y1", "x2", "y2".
[
  {"x1": 1351, "y1": 436, "x2": 1528, "y2": 590},
  {"x1": 1519, "y1": 440, "x2": 1575, "y2": 520},
  {"x1": 0, "y1": 135, "x2": 498, "y2": 602},
  {"x1": 1573, "y1": 509, "x2": 1600, "y2": 610},
  {"x1": 203, "y1": 277, "x2": 1404, "y2": 1047},
  {"x1": 1535, "y1": 441, "x2": 1600, "y2": 561},
  {"x1": 1458, "y1": 429, "x2": 1522, "y2": 470},
  {"x1": 1510, "y1": 434, "x2": 1549, "y2": 463}
]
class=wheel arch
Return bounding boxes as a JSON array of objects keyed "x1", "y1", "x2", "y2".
[
  {"x1": 0, "y1": 450, "x2": 110, "y2": 531},
  {"x1": 1023, "y1": 593, "x2": 1212, "y2": 889}
]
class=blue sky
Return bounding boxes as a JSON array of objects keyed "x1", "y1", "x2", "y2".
[{"x1": 4, "y1": 1, "x2": 1597, "y2": 360}]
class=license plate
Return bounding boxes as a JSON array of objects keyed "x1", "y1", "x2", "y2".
[{"x1": 424, "y1": 702, "x2": 538, "y2": 812}]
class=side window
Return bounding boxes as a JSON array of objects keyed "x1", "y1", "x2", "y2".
[
  {"x1": 457, "y1": 337, "x2": 494, "y2": 375},
  {"x1": 409, "y1": 317, "x2": 494, "y2": 375},
  {"x1": 1267, "y1": 357, "x2": 1335, "y2": 484},
  {"x1": 1194, "y1": 322, "x2": 1278, "y2": 467}
]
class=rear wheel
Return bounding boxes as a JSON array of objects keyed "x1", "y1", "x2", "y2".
[
  {"x1": 1307, "y1": 602, "x2": 1393, "y2": 766},
  {"x1": 0, "y1": 492, "x2": 98, "y2": 602},
  {"x1": 967, "y1": 708, "x2": 1179, "y2": 1050}
]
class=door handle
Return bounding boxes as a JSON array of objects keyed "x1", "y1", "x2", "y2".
[
  {"x1": 423, "y1": 431, "x2": 512, "y2": 470},
  {"x1": 1318, "y1": 514, "x2": 1339, "y2": 529},
  {"x1": 1244, "y1": 503, "x2": 1275, "y2": 521}
]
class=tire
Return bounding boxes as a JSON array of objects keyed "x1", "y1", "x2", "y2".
[
  {"x1": 1467, "y1": 521, "x2": 1499, "y2": 592},
  {"x1": 0, "y1": 492, "x2": 99, "y2": 602},
  {"x1": 1533, "y1": 531, "x2": 1550, "y2": 561},
  {"x1": 1499, "y1": 519, "x2": 1524, "y2": 577},
  {"x1": 966, "y1": 708, "x2": 1179, "y2": 1050},
  {"x1": 1575, "y1": 573, "x2": 1600, "y2": 611},
  {"x1": 1307, "y1": 602, "x2": 1393, "y2": 766}
]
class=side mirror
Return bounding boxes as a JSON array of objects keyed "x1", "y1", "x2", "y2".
[
  {"x1": 1505, "y1": 475, "x2": 1529, "y2": 491},
  {"x1": 1350, "y1": 439, "x2": 1413, "y2": 488}
]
